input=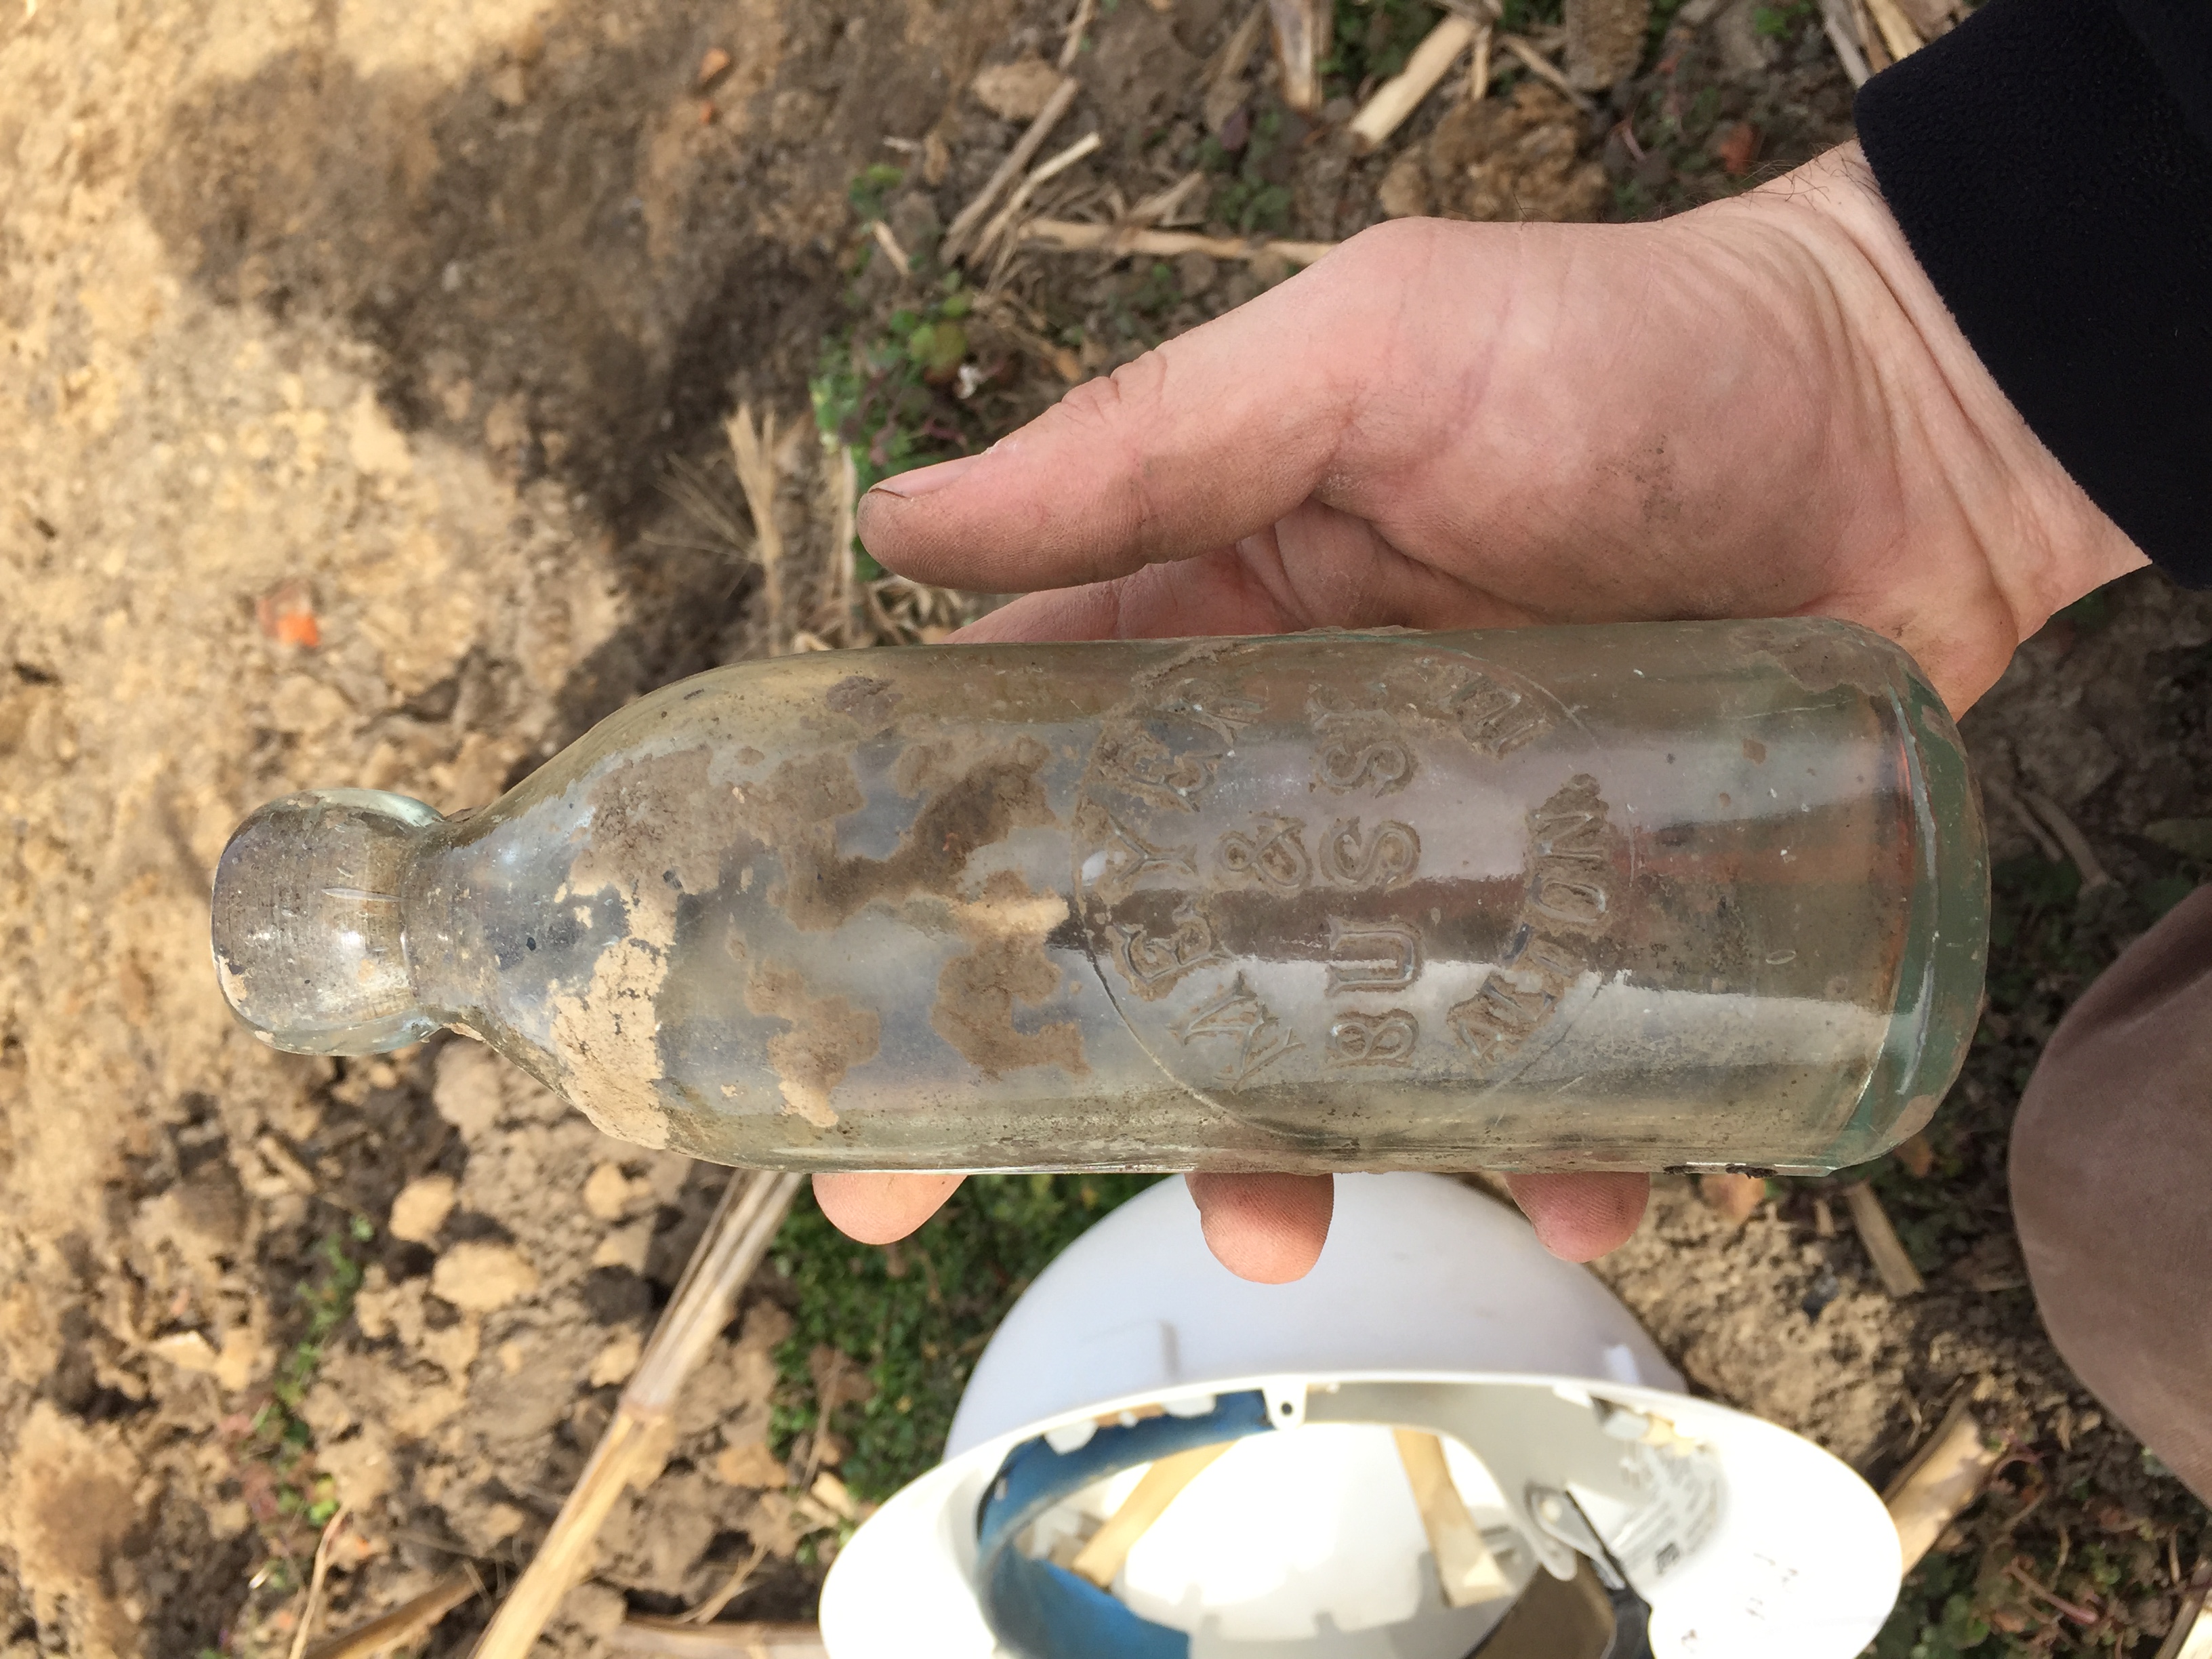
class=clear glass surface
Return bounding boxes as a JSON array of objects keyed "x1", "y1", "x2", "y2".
[{"x1": 212, "y1": 621, "x2": 1988, "y2": 1174}]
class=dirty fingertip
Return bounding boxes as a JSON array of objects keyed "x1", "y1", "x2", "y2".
[
  {"x1": 1506, "y1": 1171, "x2": 1650, "y2": 1263},
  {"x1": 863, "y1": 452, "x2": 981, "y2": 501},
  {"x1": 812, "y1": 1170, "x2": 963, "y2": 1244},
  {"x1": 1186, "y1": 1172, "x2": 1334, "y2": 1284}
]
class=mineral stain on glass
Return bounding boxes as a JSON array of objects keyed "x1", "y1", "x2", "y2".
[{"x1": 210, "y1": 620, "x2": 1988, "y2": 1174}]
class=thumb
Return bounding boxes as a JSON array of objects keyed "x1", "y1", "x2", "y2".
[{"x1": 856, "y1": 249, "x2": 1369, "y2": 596}]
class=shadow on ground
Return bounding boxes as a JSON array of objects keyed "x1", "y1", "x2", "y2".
[{"x1": 138, "y1": 0, "x2": 1012, "y2": 742}]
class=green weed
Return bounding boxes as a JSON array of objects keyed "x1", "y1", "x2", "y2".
[
  {"x1": 811, "y1": 176, "x2": 989, "y2": 581},
  {"x1": 232, "y1": 1218, "x2": 371, "y2": 1544},
  {"x1": 270, "y1": 1220, "x2": 369, "y2": 1414},
  {"x1": 1873, "y1": 1553, "x2": 1994, "y2": 1658},
  {"x1": 1200, "y1": 107, "x2": 1298, "y2": 237},
  {"x1": 1324, "y1": 0, "x2": 1443, "y2": 89},
  {"x1": 1753, "y1": 0, "x2": 1815, "y2": 39},
  {"x1": 847, "y1": 163, "x2": 906, "y2": 224},
  {"x1": 1647, "y1": 0, "x2": 1691, "y2": 53},
  {"x1": 768, "y1": 1174, "x2": 1160, "y2": 1500}
]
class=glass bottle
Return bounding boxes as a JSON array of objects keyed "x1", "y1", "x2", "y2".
[{"x1": 211, "y1": 620, "x2": 1986, "y2": 1174}]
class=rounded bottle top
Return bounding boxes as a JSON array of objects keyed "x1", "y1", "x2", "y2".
[{"x1": 210, "y1": 789, "x2": 445, "y2": 1055}]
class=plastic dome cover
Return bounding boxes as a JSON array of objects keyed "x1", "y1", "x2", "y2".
[{"x1": 820, "y1": 1174, "x2": 1902, "y2": 1659}]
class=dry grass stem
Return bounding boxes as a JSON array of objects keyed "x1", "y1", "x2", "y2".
[
  {"x1": 302, "y1": 1570, "x2": 480, "y2": 1659},
  {"x1": 2152, "y1": 1563, "x2": 2212, "y2": 1659},
  {"x1": 1984, "y1": 778, "x2": 2067, "y2": 865},
  {"x1": 1202, "y1": 3, "x2": 1270, "y2": 130},
  {"x1": 1494, "y1": 34, "x2": 1598, "y2": 112},
  {"x1": 725, "y1": 405, "x2": 787, "y2": 651},
  {"x1": 1266, "y1": 0, "x2": 1332, "y2": 113},
  {"x1": 1126, "y1": 167, "x2": 1208, "y2": 226},
  {"x1": 287, "y1": 1509, "x2": 351, "y2": 1659},
  {"x1": 1853, "y1": 0, "x2": 1893, "y2": 70},
  {"x1": 867, "y1": 219, "x2": 910, "y2": 276},
  {"x1": 798, "y1": 1351, "x2": 844, "y2": 1497},
  {"x1": 678, "y1": 1542, "x2": 773, "y2": 1626},
  {"x1": 613, "y1": 1621, "x2": 828, "y2": 1658},
  {"x1": 815, "y1": 438, "x2": 859, "y2": 644},
  {"x1": 1058, "y1": 0, "x2": 1096, "y2": 69},
  {"x1": 649, "y1": 453, "x2": 756, "y2": 562},
  {"x1": 1862, "y1": 0, "x2": 1924, "y2": 60},
  {"x1": 472, "y1": 1172, "x2": 806, "y2": 1659},
  {"x1": 863, "y1": 574, "x2": 972, "y2": 644},
  {"x1": 1349, "y1": 14, "x2": 1478, "y2": 150},
  {"x1": 1843, "y1": 1181, "x2": 1926, "y2": 1298},
  {"x1": 975, "y1": 130, "x2": 1103, "y2": 262},
  {"x1": 1394, "y1": 1429, "x2": 1515, "y2": 1606},
  {"x1": 1071, "y1": 1443, "x2": 1231, "y2": 1586},
  {"x1": 2018, "y1": 787, "x2": 2112, "y2": 890},
  {"x1": 1885, "y1": 1398, "x2": 2001, "y2": 1571},
  {"x1": 942, "y1": 76, "x2": 1080, "y2": 264},
  {"x1": 1023, "y1": 218, "x2": 1335, "y2": 264},
  {"x1": 1698, "y1": 1171, "x2": 1765, "y2": 1225},
  {"x1": 1818, "y1": 0, "x2": 1870, "y2": 84},
  {"x1": 1468, "y1": 23, "x2": 1494, "y2": 99}
]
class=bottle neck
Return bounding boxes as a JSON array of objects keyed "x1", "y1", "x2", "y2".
[{"x1": 399, "y1": 823, "x2": 501, "y2": 1040}]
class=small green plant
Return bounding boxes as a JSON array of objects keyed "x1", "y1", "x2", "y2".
[
  {"x1": 229, "y1": 1218, "x2": 371, "y2": 1547},
  {"x1": 816, "y1": 168, "x2": 992, "y2": 554},
  {"x1": 769, "y1": 1174, "x2": 1160, "y2": 1500},
  {"x1": 1753, "y1": 0, "x2": 1815, "y2": 39},
  {"x1": 847, "y1": 163, "x2": 906, "y2": 224},
  {"x1": 1872, "y1": 1552, "x2": 1994, "y2": 1658},
  {"x1": 1324, "y1": 0, "x2": 1444, "y2": 89},
  {"x1": 1202, "y1": 108, "x2": 1298, "y2": 237},
  {"x1": 270, "y1": 1221, "x2": 369, "y2": 1412},
  {"x1": 1496, "y1": 0, "x2": 1565, "y2": 27}
]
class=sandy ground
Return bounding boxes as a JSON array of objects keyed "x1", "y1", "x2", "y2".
[
  {"x1": 0, "y1": 0, "x2": 1022, "y2": 1647},
  {"x1": 3, "y1": 0, "x2": 2205, "y2": 1654}
]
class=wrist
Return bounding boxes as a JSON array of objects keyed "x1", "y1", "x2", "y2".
[{"x1": 1713, "y1": 144, "x2": 2147, "y2": 653}]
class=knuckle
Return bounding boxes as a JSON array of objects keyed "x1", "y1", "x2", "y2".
[{"x1": 1041, "y1": 349, "x2": 1176, "y2": 565}]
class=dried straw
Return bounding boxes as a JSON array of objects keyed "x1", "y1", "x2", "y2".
[{"x1": 470, "y1": 1171, "x2": 804, "y2": 1659}]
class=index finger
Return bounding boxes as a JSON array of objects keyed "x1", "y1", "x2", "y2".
[{"x1": 855, "y1": 244, "x2": 1377, "y2": 596}]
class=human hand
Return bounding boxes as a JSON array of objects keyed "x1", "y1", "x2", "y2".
[{"x1": 818, "y1": 141, "x2": 2144, "y2": 1283}]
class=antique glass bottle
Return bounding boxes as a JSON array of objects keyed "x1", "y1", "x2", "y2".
[{"x1": 211, "y1": 620, "x2": 1987, "y2": 1174}]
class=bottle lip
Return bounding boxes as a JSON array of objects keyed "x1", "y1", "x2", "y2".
[{"x1": 211, "y1": 789, "x2": 446, "y2": 1056}]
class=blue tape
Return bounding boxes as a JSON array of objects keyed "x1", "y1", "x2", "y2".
[{"x1": 973, "y1": 1390, "x2": 1275, "y2": 1659}]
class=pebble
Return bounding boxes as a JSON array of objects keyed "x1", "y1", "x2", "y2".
[
  {"x1": 582, "y1": 1160, "x2": 632, "y2": 1221},
  {"x1": 588, "y1": 1328, "x2": 642, "y2": 1388},
  {"x1": 714, "y1": 1438, "x2": 790, "y2": 1488},
  {"x1": 431, "y1": 1241, "x2": 539, "y2": 1313},
  {"x1": 389, "y1": 1173, "x2": 457, "y2": 1244},
  {"x1": 969, "y1": 56, "x2": 1064, "y2": 122},
  {"x1": 433, "y1": 1041, "x2": 504, "y2": 1137}
]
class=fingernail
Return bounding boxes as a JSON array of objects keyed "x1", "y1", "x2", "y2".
[{"x1": 867, "y1": 453, "x2": 981, "y2": 500}]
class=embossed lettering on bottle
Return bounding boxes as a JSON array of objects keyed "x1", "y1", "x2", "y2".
[{"x1": 1073, "y1": 642, "x2": 1606, "y2": 1103}]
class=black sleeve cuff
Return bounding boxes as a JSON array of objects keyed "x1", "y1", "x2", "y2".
[{"x1": 1854, "y1": 0, "x2": 2212, "y2": 583}]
